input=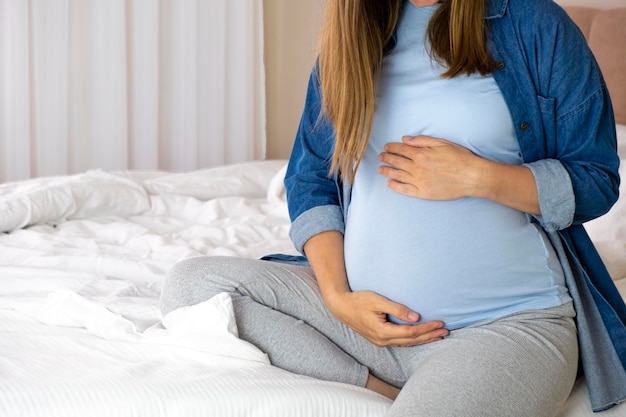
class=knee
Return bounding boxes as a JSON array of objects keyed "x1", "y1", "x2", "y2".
[
  {"x1": 159, "y1": 257, "x2": 200, "y2": 316},
  {"x1": 159, "y1": 256, "x2": 234, "y2": 317}
]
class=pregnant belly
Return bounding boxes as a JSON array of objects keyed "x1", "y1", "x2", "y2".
[{"x1": 343, "y1": 192, "x2": 564, "y2": 329}]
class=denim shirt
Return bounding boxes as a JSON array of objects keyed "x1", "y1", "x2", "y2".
[{"x1": 282, "y1": 0, "x2": 625, "y2": 411}]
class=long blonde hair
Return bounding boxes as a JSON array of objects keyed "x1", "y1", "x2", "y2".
[{"x1": 318, "y1": 0, "x2": 492, "y2": 182}]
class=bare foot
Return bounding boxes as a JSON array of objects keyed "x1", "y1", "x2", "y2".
[{"x1": 365, "y1": 373, "x2": 400, "y2": 400}]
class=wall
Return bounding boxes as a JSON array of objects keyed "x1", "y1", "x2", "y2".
[
  {"x1": 263, "y1": 0, "x2": 626, "y2": 160},
  {"x1": 263, "y1": 0, "x2": 322, "y2": 160}
]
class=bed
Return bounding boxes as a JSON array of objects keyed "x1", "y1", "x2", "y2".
[{"x1": 1, "y1": 6, "x2": 625, "y2": 417}]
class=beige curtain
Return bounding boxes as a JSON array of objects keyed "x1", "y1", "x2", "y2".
[{"x1": 0, "y1": 0, "x2": 266, "y2": 182}]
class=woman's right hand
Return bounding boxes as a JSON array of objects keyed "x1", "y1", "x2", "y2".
[
  {"x1": 325, "y1": 289, "x2": 449, "y2": 347},
  {"x1": 304, "y1": 230, "x2": 448, "y2": 347}
]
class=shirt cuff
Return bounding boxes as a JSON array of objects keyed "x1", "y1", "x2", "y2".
[
  {"x1": 523, "y1": 159, "x2": 575, "y2": 232},
  {"x1": 289, "y1": 205, "x2": 345, "y2": 254}
]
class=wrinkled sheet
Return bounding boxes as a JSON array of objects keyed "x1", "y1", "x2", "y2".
[{"x1": 0, "y1": 160, "x2": 392, "y2": 417}]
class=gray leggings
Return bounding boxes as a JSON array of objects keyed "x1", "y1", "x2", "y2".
[{"x1": 160, "y1": 256, "x2": 579, "y2": 417}]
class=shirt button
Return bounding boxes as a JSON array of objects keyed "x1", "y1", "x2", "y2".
[
  {"x1": 495, "y1": 61, "x2": 505, "y2": 70},
  {"x1": 520, "y1": 122, "x2": 530, "y2": 131}
]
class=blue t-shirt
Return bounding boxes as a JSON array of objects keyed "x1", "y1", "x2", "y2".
[{"x1": 343, "y1": 1, "x2": 571, "y2": 329}]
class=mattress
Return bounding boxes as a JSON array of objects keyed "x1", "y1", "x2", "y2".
[{"x1": 1, "y1": 126, "x2": 626, "y2": 416}]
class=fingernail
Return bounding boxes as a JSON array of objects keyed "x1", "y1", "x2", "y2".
[{"x1": 407, "y1": 312, "x2": 419, "y2": 321}]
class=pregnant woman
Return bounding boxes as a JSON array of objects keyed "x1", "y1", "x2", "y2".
[{"x1": 160, "y1": 0, "x2": 625, "y2": 415}]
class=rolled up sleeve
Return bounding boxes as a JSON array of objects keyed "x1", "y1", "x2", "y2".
[
  {"x1": 524, "y1": 159, "x2": 575, "y2": 231},
  {"x1": 289, "y1": 205, "x2": 345, "y2": 254}
]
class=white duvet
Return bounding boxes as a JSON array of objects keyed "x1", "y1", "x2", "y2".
[
  {"x1": 0, "y1": 154, "x2": 625, "y2": 417},
  {"x1": 0, "y1": 160, "x2": 391, "y2": 417}
]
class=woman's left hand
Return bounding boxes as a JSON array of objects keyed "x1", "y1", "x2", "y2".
[{"x1": 378, "y1": 135, "x2": 485, "y2": 201}]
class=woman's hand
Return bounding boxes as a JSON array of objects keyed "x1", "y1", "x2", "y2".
[
  {"x1": 325, "y1": 289, "x2": 449, "y2": 347},
  {"x1": 304, "y1": 231, "x2": 448, "y2": 347},
  {"x1": 379, "y1": 135, "x2": 541, "y2": 214},
  {"x1": 378, "y1": 135, "x2": 483, "y2": 201}
]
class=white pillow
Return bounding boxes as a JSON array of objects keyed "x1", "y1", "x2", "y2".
[
  {"x1": 616, "y1": 123, "x2": 626, "y2": 159},
  {"x1": 584, "y1": 124, "x2": 626, "y2": 281},
  {"x1": 138, "y1": 160, "x2": 288, "y2": 200},
  {"x1": 0, "y1": 170, "x2": 150, "y2": 232}
]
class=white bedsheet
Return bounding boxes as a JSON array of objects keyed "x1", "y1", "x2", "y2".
[
  {"x1": 0, "y1": 154, "x2": 625, "y2": 417},
  {"x1": 0, "y1": 160, "x2": 392, "y2": 417}
]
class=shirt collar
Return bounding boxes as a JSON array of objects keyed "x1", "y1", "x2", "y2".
[{"x1": 384, "y1": 0, "x2": 508, "y2": 55}]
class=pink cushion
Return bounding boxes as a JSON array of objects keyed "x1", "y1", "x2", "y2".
[{"x1": 565, "y1": 7, "x2": 626, "y2": 124}]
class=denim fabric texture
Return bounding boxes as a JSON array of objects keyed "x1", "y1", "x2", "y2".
[{"x1": 282, "y1": 0, "x2": 625, "y2": 411}]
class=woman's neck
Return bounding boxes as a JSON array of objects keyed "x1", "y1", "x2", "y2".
[{"x1": 408, "y1": 0, "x2": 440, "y2": 7}]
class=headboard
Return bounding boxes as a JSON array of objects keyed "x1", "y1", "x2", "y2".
[{"x1": 564, "y1": 7, "x2": 626, "y2": 125}]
